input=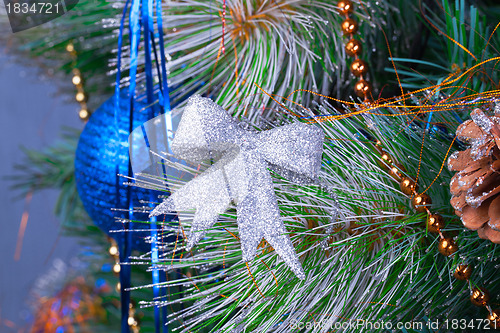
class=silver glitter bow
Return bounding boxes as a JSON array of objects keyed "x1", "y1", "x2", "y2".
[{"x1": 150, "y1": 95, "x2": 324, "y2": 279}]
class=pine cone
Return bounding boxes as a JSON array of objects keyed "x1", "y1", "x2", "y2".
[{"x1": 448, "y1": 107, "x2": 500, "y2": 244}]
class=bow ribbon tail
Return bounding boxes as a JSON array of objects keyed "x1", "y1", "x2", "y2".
[
  {"x1": 265, "y1": 234, "x2": 304, "y2": 279},
  {"x1": 237, "y1": 158, "x2": 306, "y2": 280},
  {"x1": 150, "y1": 163, "x2": 233, "y2": 248},
  {"x1": 185, "y1": 209, "x2": 221, "y2": 250}
]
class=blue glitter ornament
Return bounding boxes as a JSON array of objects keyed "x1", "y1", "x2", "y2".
[{"x1": 75, "y1": 91, "x2": 162, "y2": 251}]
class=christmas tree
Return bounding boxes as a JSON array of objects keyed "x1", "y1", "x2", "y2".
[{"x1": 5, "y1": 0, "x2": 500, "y2": 332}]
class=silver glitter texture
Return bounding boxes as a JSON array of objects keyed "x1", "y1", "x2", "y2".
[
  {"x1": 471, "y1": 108, "x2": 494, "y2": 133},
  {"x1": 149, "y1": 95, "x2": 324, "y2": 279},
  {"x1": 470, "y1": 136, "x2": 488, "y2": 161},
  {"x1": 447, "y1": 151, "x2": 459, "y2": 171}
]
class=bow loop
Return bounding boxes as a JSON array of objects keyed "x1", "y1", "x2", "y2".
[
  {"x1": 171, "y1": 95, "x2": 245, "y2": 164},
  {"x1": 150, "y1": 95, "x2": 324, "y2": 279},
  {"x1": 257, "y1": 122, "x2": 324, "y2": 183}
]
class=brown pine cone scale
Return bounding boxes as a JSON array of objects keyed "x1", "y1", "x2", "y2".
[{"x1": 448, "y1": 108, "x2": 500, "y2": 243}]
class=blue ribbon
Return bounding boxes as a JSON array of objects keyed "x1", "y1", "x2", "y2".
[
  {"x1": 155, "y1": 8, "x2": 171, "y2": 330},
  {"x1": 114, "y1": 0, "x2": 130, "y2": 131},
  {"x1": 122, "y1": 0, "x2": 141, "y2": 332},
  {"x1": 114, "y1": 0, "x2": 172, "y2": 330},
  {"x1": 141, "y1": 0, "x2": 163, "y2": 331},
  {"x1": 142, "y1": 0, "x2": 174, "y2": 330},
  {"x1": 155, "y1": 0, "x2": 173, "y2": 145},
  {"x1": 155, "y1": 2, "x2": 172, "y2": 329},
  {"x1": 113, "y1": 0, "x2": 133, "y2": 332},
  {"x1": 142, "y1": 0, "x2": 154, "y2": 109}
]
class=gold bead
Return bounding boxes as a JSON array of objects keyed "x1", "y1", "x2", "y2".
[
  {"x1": 72, "y1": 75, "x2": 82, "y2": 86},
  {"x1": 427, "y1": 214, "x2": 444, "y2": 233},
  {"x1": 66, "y1": 43, "x2": 74, "y2": 52},
  {"x1": 470, "y1": 287, "x2": 489, "y2": 307},
  {"x1": 453, "y1": 264, "x2": 472, "y2": 281},
  {"x1": 350, "y1": 59, "x2": 368, "y2": 77},
  {"x1": 400, "y1": 177, "x2": 418, "y2": 195},
  {"x1": 380, "y1": 151, "x2": 392, "y2": 166},
  {"x1": 412, "y1": 193, "x2": 431, "y2": 213},
  {"x1": 113, "y1": 263, "x2": 121, "y2": 274},
  {"x1": 341, "y1": 18, "x2": 358, "y2": 35},
  {"x1": 438, "y1": 237, "x2": 458, "y2": 256},
  {"x1": 388, "y1": 163, "x2": 405, "y2": 181},
  {"x1": 345, "y1": 39, "x2": 362, "y2": 57},
  {"x1": 389, "y1": 166, "x2": 400, "y2": 179},
  {"x1": 353, "y1": 79, "x2": 371, "y2": 97},
  {"x1": 109, "y1": 245, "x2": 119, "y2": 256},
  {"x1": 337, "y1": 0, "x2": 353, "y2": 15},
  {"x1": 487, "y1": 309, "x2": 500, "y2": 329},
  {"x1": 76, "y1": 92, "x2": 86, "y2": 102},
  {"x1": 128, "y1": 316, "x2": 138, "y2": 326},
  {"x1": 79, "y1": 109, "x2": 90, "y2": 121}
]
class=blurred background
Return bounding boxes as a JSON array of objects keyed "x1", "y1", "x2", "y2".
[{"x1": 0, "y1": 47, "x2": 83, "y2": 330}]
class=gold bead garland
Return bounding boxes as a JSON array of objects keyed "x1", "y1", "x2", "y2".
[
  {"x1": 373, "y1": 138, "x2": 497, "y2": 325},
  {"x1": 128, "y1": 301, "x2": 141, "y2": 333},
  {"x1": 108, "y1": 238, "x2": 121, "y2": 290},
  {"x1": 109, "y1": 239, "x2": 121, "y2": 275},
  {"x1": 108, "y1": 238, "x2": 141, "y2": 331},
  {"x1": 337, "y1": 1, "x2": 498, "y2": 327},
  {"x1": 66, "y1": 42, "x2": 91, "y2": 121},
  {"x1": 338, "y1": 0, "x2": 371, "y2": 102}
]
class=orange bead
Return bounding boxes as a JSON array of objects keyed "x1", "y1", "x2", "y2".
[
  {"x1": 438, "y1": 237, "x2": 458, "y2": 256},
  {"x1": 380, "y1": 151, "x2": 393, "y2": 164},
  {"x1": 412, "y1": 193, "x2": 431, "y2": 213},
  {"x1": 427, "y1": 214, "x2": 444, "y2": 233},
  {"x1": 453, "y1": 264, "x2": 472, "y2": 281},
  {"x1": 388, "y1": 163, "x2": 405, "y2": 181},
  {"x1": 400, "y1": 177, "x2": 418, "y2": 195},
  {"x1": 470, "y1": 287, "x2": 489, "y2": 307},
  {"x1": 389, "y1": 166, "x2": 401, "y2": 180},
  {"x1": 79, "y1": 109, "x2": 91, "y2": 121},
  {"x1": 341, "y1": 18, "x2": 358, "y2": 35},
  {"x1": 350, "y1": 59, "x2": 368, "y2": 77},
  {"x1": 487, "y1": 309, "x2": 500, "y2": 329},
  {"x1": 345, "y1": 39, "x2": 362, "y2": 57},
  {"x1": 337, "y1": 0, "x2": 353, "y2": 15},
  {"x1": 354, "y1": 79, "x2": 371, "y2": 97}
]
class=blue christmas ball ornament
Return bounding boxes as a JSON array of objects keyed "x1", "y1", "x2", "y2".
[{"x1": 75, "y1": 91, "x2": 164, "y2": 251}]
